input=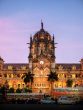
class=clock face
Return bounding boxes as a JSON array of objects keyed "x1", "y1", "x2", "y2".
[{"x1": 40, "y1": 60, "x2": 44, "y2": 65}]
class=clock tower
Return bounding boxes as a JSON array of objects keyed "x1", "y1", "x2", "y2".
[{"x1": 28, "y1": 22, "x2": 56, "y2": 93}]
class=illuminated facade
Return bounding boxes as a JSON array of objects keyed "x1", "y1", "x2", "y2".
[{"x1": 0, "y1": 22, "x2": 83, "y2": 93}]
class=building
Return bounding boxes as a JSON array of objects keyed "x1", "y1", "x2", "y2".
[{"x1": 0, "y1": 22, "x2": 83, "y2": 93}]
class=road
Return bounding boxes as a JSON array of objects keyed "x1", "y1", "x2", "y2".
[{"x1": 0, "y1": 104, "x2": 83, "y2": 110}]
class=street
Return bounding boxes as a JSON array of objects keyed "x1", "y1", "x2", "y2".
[{"x1": 0, "y1": 104, "x2": 83, "y2": 110}]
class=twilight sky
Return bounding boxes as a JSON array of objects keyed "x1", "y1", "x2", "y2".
[{"x1": 0, "y1": 0, "x2": 83, "y2": 63}]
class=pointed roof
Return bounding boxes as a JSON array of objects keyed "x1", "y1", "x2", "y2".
[
  {"x1": 33, "y1": 21, "x2": 51, "y2": 41},
  {"x1": 41, "y1": 20, "x2": 44, "y2": 29}
]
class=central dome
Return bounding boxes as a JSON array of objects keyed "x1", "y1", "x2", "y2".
[{"x1": 33, "y1": 22, "x2": 51, "y2": 41}]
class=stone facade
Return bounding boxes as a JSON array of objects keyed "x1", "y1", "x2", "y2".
[{"x1": 0, "y1": 22, "x2": 83, "y2": 93}]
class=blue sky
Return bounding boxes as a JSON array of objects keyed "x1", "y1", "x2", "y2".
[{"x1": 0, "y1": 0, "x2": 83, "y2": 63}]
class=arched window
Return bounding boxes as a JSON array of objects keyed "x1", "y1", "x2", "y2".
[
  {"x1": 0, "y1": 65, "x2": 1, "y2": 70},
  {"x1": 4, "y1": 74, "x2": 7, "y2": 77},
  {"x1": 9, "y1": 74, "x2": 11, "y2": 78}
]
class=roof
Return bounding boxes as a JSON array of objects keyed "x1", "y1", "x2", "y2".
[
  {"x1": 33, "y1": 22, "x2": 52, "y2": 41},
  {"x1": 56, "y1": 63, "x2": 81, "y2": 70},
  {"x1": 3, "y1": 63, "x2": 28, "y2": 69},
  {"x1": 3, "y1": 63, "x2": 81, "y2": 70}
]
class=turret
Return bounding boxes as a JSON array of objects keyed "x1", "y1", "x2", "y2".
[
  {"x1": 28, "y1": 35, "x2": 33, "y2": 61},
  {"x1": 0, "y1": 56, "x2": 4, "y2": 70},
  {"x1": 30, "y1": 35, "x2": 32, "y2": 47},
  {"x1": 80, "y1": 58, "x2": 83, "y2": 70}
]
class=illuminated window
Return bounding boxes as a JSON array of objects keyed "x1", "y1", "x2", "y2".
[
  {"x1": 8, "y1": 66, "x2": 13, "y2": 70},
  {"x1": 72, "y1": 74, "x2": 76, "y2": 78},
  {"x1": 72, "y1": 66, "x2": 76, "y2": 70},
  {"x1": 37, "y1": 84, "x2": 39, "y2": 86}
]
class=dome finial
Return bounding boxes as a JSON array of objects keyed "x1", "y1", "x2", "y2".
[{"x1": 41, "y1": 19, "x2": 43, "y2": 29}]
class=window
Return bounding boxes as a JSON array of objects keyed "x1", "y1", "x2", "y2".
[
  {"x1": 0, "y1": 74, "x2": 2, "y2": 77},
  {"x1": 4, "y1": 74, "x2": 7, "y2": 77},
  {"x1": 76, "y1": 74, "x2": 79, "y2": 78},
  {"x1": 18, "y1": 84, "x2": 20, "y2": 88},
  {"x1": 72, "y1": 66, "x2": 76, "y2": 70},
  {"x1": 65, "y1": 74, "x2": 66, "y2": 78},
  {"x1": 37, "y1": 84, "x2": 39, "y2": 86},
  {"x1": 0, "y1": 65, "x2": 1, "y2": 70},
  {"x1": 8, "y1": 66, "x2": 13, "y2": 70},
  {"x1": 9, "y1": 74, "x2": 11, "y2": 78},
  {"x1": 35, "y1": 83, "x2": 46, "y2": 87},
  {"x1": 17, "y1": 74, "x2": 20, "y2": 77},
  {"x1": 72, "y1": 74, "x2": 76, "y2": 78}
]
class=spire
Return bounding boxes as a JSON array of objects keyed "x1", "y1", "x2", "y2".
[
  {"x1": 53, "y1": 34, "x2": 54, "y2": 40},
  {"x1": 30, "y1": 34, "x2": 32, "y2": 41},
  {"x1": 53, "y1": 34, "x2": 54, "y2": 42},
  {"x1": 41, "y1": 19, "x2": 43, "y2": 29},
  {"x1": 30, "y1": 34, "x2": 32, "y2": 47}
]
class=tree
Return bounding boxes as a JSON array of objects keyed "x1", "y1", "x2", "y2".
[
  {"x1": 66, "y1": 79, "x2": 73, "y2": 87},
  {"x1": 22, "y1": 71, "x2": 34, "y2": 90},
  {"x1": 16, "y1": 88, "x2": 22, "y2": 93},
  {"x1": 8, "y1": 87, "x2": 14, "y2": 93},
  {"x1": 21, "y1": 87, "x2": 32, "y2": 93},
  {"x1": 47, "y1": 71, "x2": 58, "y2": 94},
  {"x1": 23, "y1": 88, "x2": 28, "y2": 93},
  {"x1": 0, "y1": 86, "x2": 6, "y2": 94},
  {"x1": 0, "y1": 85, "x2": 7, "y2": 102}
]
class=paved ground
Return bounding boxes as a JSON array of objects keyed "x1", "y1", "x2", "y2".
[{"x1": 0, "y1": 104, "x2": 83, "y2": 110}]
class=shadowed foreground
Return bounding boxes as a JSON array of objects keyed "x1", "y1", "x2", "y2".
[{"x1": 0, "y1": 104, "x2": 83, "y2": 110}]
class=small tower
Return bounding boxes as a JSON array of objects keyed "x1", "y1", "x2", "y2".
[
  {"x1": 0, "y1": 56, "x2": 4, "y2": 70},
  {"x1": 80, "y1": 58, "x2": 83, "y2": 70},
  {"x1": 51, "y1": 34, "x2": 56, "y2": 72}
]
